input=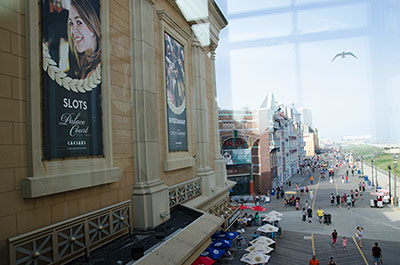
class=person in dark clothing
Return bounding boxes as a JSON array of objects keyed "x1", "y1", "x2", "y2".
[
  {"x1": 330, "y1": 193, "x2": 335, "y2": 205},
  {"x1": 307, "y1": 207, "x2": 313, "y2": 223},
  {"x1": 331, "y1": 230, "x2": 338, "y2": 247},
  {"x1": 336, "y1": 194, "x2": 340, "y2": 206},
  {"x1": 328, "y1": 256, "x2": 337, "y2": 265},
  {"x1": 372, "y1": 242, "x2": 382, "y2": 264}
]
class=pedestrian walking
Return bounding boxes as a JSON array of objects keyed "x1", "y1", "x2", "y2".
[
  {"x1": 330, "y1": 193, "x2": 335, "y2": 205},
  {"x1": 355, "y1": 226, "x2": 364, "y2": 248},
  {"x1": 360, "y1": 192, "x2": 363, "y2": 200},
  {"x1": 302, "y1": 207, "x2": 307, "y2": 222},
  {"x1": 306, "y1": 186, "x2": 309, "y2": 194},
  {"x1": 254, "y1": 212, "x2": 260, "y2": 226},
  {"x1": 359, "y1": 182, "x2": 362, "y2": 191},
  {"x1": 341, "y1": 175, "x2": 345, "y2": 184},
  {"x1": 305, "y1": 200, "x2": 309, "y2": 209},
  {"x1": 336, "y1": 194, "x2": 340, "y2": 206},
  {"x1": 346, "y1": 175, "x2": 349, "y2": 183},
  {"x1": 372, "y1": 242, "x2": 383, "y2": 265},
  {"x1": 355, "y1": 189, "x2": 359, "y2": 199},
  {"x1": 346, "y1": 196, "x2": 351, "y2": 209},
  {"x1": 307, "y1": 206, "x2": 313, "y2": 223},
  {"x1": 280, "y1": 189, "x2": 284, "y2": 199},
  {"x1": 317, "y1": 207, "x2": 324, "y2": 223},
  {"x1": 331, "y1": 229, "x2": 338, "y2": 247},
  {"x1": 309, "y1": 255, "x2": 319, "y2": 265},
  {"x1": 237, "y1": 232, "x2": 244, "y2": 248},
  {"x1": 328, "y1": 256, "x2": 337, "y2": 265},
  {"x1": 342, "y1": 236, "x2": 347, "y2": 251},
  {"x1": 362, "y1": 182, "x2": 366, "y2": 192},
  {"x1": 351, "y1": 197, "x2": 355, "y2": 207},
  {"x1": 310, "y1": 176, "x2": 314, "y2": 185},
  {"x1": 310, "y1": 190, "x2": 314, "y2": 200},
  {"x1": 296, "y1": 183, "x2": 299, "y2": 192}
]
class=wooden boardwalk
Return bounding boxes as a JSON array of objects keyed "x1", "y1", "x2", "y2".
[{"x1": 220, "y1": 230, "x2": 400, "y2": 265}]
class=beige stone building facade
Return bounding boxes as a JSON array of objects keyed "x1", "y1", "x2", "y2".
[{"x1": 0, "y1": 0, "x2": 235, "y2": 264}]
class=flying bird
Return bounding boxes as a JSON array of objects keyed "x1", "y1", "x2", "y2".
[{"x1": 331, "y1": 51, "x2": 358, "y2": 62}]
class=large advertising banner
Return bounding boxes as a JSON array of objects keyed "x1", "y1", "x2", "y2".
[
  {"x1": 164, "y1": 33, "x2": 188, "y2": 151},
  {"x1": 222, "y1": 149, "x2": 251, "y2": 165},
  {"x1": 41, "y1": 0, "x2": 103, "y2": 159}
]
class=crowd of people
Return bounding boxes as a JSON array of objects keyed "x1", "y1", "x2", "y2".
[{"x1": 236, "y1": 153, "x2": 386, "y2": 264}]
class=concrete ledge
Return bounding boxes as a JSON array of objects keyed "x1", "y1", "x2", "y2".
[
  {"x1": 134, "y1": 211, "x2": 224, "y2": 265},
  {"x1": 163, "y1": 157, "x2": 195, "y2": 171},
  {"x1": 184, "y1": 180, "x2": 236, "y2": 211},
  {"x1": 21, "y1": 167, "x2": 121, "y2": 198}
]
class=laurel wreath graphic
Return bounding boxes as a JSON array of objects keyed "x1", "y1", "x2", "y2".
[
  {"x1": 167, "y1": 89, "x2": 186, "y2": 115},
  {"x1": 42, "y1": 43, "x2": 101, "y2": 93}
]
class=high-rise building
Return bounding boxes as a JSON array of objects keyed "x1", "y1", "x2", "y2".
[{"x1": 299, "y1": 108, "x2": 313, "y2": 128}]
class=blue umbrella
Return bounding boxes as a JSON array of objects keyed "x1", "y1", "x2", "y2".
[
  {"x1": 223, "y1": 231, "x2": 239, "y2": 240},
  {"x1": 209, "y1": 239, "x2": 232, "y2": 249},
  {"x1": 211, "y1": 230, "x2": 225, "y2": 239},
  {"x1": 200, "y1": 247, "x2": 226, "y2": 260}
]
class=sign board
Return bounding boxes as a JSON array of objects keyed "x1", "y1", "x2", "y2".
[
  {"x1": 41, "y1": 0, "x2": 103, "y2": 159},
  {"x1": 222, "y1": 137, "x2": 249, "y2": 149},
  {"x1": 165, "y1": 32, "x2": 188, "y2": 151},
  {"x1": 222, "y1": 149, "x2": 251, "y2": 165}
]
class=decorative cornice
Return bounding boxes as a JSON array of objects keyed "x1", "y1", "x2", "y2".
[{"x1": 157, "y1": 10, "x2": 191, "y2": 40}]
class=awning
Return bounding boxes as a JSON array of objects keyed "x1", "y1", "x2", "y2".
[{"x1": 208, "y1": 198, "x2": 240, "y2": 231}]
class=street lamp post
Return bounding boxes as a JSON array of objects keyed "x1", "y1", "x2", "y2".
[
  {"x1": 361, "y1": 155, "x2": 364, "y2": 176},
  {"x1": 388, "y1": 164, "x2": 392, "y2": 204},
  {"x1": 394, "y1": 154, "x2": 398, "y2": 206},
  {"x1": 375, "y1": 162, "x2": 378, "y2": 188},
  {"x1": 371, "y1": 159, "x2": 374, "y2": 187}
]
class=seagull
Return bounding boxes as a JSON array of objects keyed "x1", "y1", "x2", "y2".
[{"x1": 331, "y1": 51, "x2": 358, "y2": 62}]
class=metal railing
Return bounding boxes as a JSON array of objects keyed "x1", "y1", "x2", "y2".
[
  {"x1": 168, "y1": 178, "x2": 201, "y2": 207},
  {"x1": 8, "y1": 200, "x2": 132, "y2": 265}
]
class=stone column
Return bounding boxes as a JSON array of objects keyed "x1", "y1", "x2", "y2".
[
  {"x1": 131, "y1": 0, "x2": 169, "y2": 230},
  {"x1": 192, "y1": 37, "x2": 216, "y2": 195},
  {"x1": 209, "y1": 44, "x2": 228, "y2": 188}
]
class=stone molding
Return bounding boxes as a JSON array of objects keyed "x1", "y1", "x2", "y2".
[
  {"x1": 131, "y1": 0, "x2": 170, "y2": 230},
  {"x1": 23, "y1": 0, "x2": 118, "y2": 198},
  {"x1": 158, "y1": 8, "x2": 195, "y2": 171}
]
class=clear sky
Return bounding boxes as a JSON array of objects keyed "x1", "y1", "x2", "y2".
[{"x1": 215, "y1": 0, "x2": 400, "y2": 142}]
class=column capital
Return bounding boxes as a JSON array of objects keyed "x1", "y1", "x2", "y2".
[
  {"x1": 209, "y1": 44, "x2": 217, "y2": 61},
  {"x1": 191, "y1": 32, "x2": 201, "y2": 46}
]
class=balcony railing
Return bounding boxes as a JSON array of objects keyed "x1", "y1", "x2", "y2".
[
  {"x1": 8, "y1": 200, "x2": 132, "y2": 265},
  {"x1": 169, "y1": 178, "x2": 201, "y2": 207}
]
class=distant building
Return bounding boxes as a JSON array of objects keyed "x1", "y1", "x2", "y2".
[
  {"x1": 299, "y1": 108, "x2": 313, "y2": 128},
  {"x1": 218, "y1": 109, "x2": 272, "y2": 195},
  {"x1": 219, "y1": 94, "x2": 307, "y2": 192},
  {"x1": 303, "y1": 126, "x2": 319, "y2": 157}
]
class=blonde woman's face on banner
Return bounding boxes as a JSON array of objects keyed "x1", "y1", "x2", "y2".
[{"x1": 68, "y1": 6, "x2": 96, "y2": 53}]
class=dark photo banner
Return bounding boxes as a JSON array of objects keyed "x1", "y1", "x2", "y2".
[
  {"x1": 165, "y1": 33, "x2": 188, "y2": 152},
  {"x1": 42, "y1": 0, "x2": 103, "y2": 159}
]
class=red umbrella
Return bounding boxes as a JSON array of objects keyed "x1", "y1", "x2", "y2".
[
  {"x1": 240, "y1": 205, "x2": 251, "y2": 210},
  {"x1": 192, "y1": 256, "x2": 215, "y2": 265},
  {"x1": 251, "y1": 206, "x2": 267, "y2": 211}
]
